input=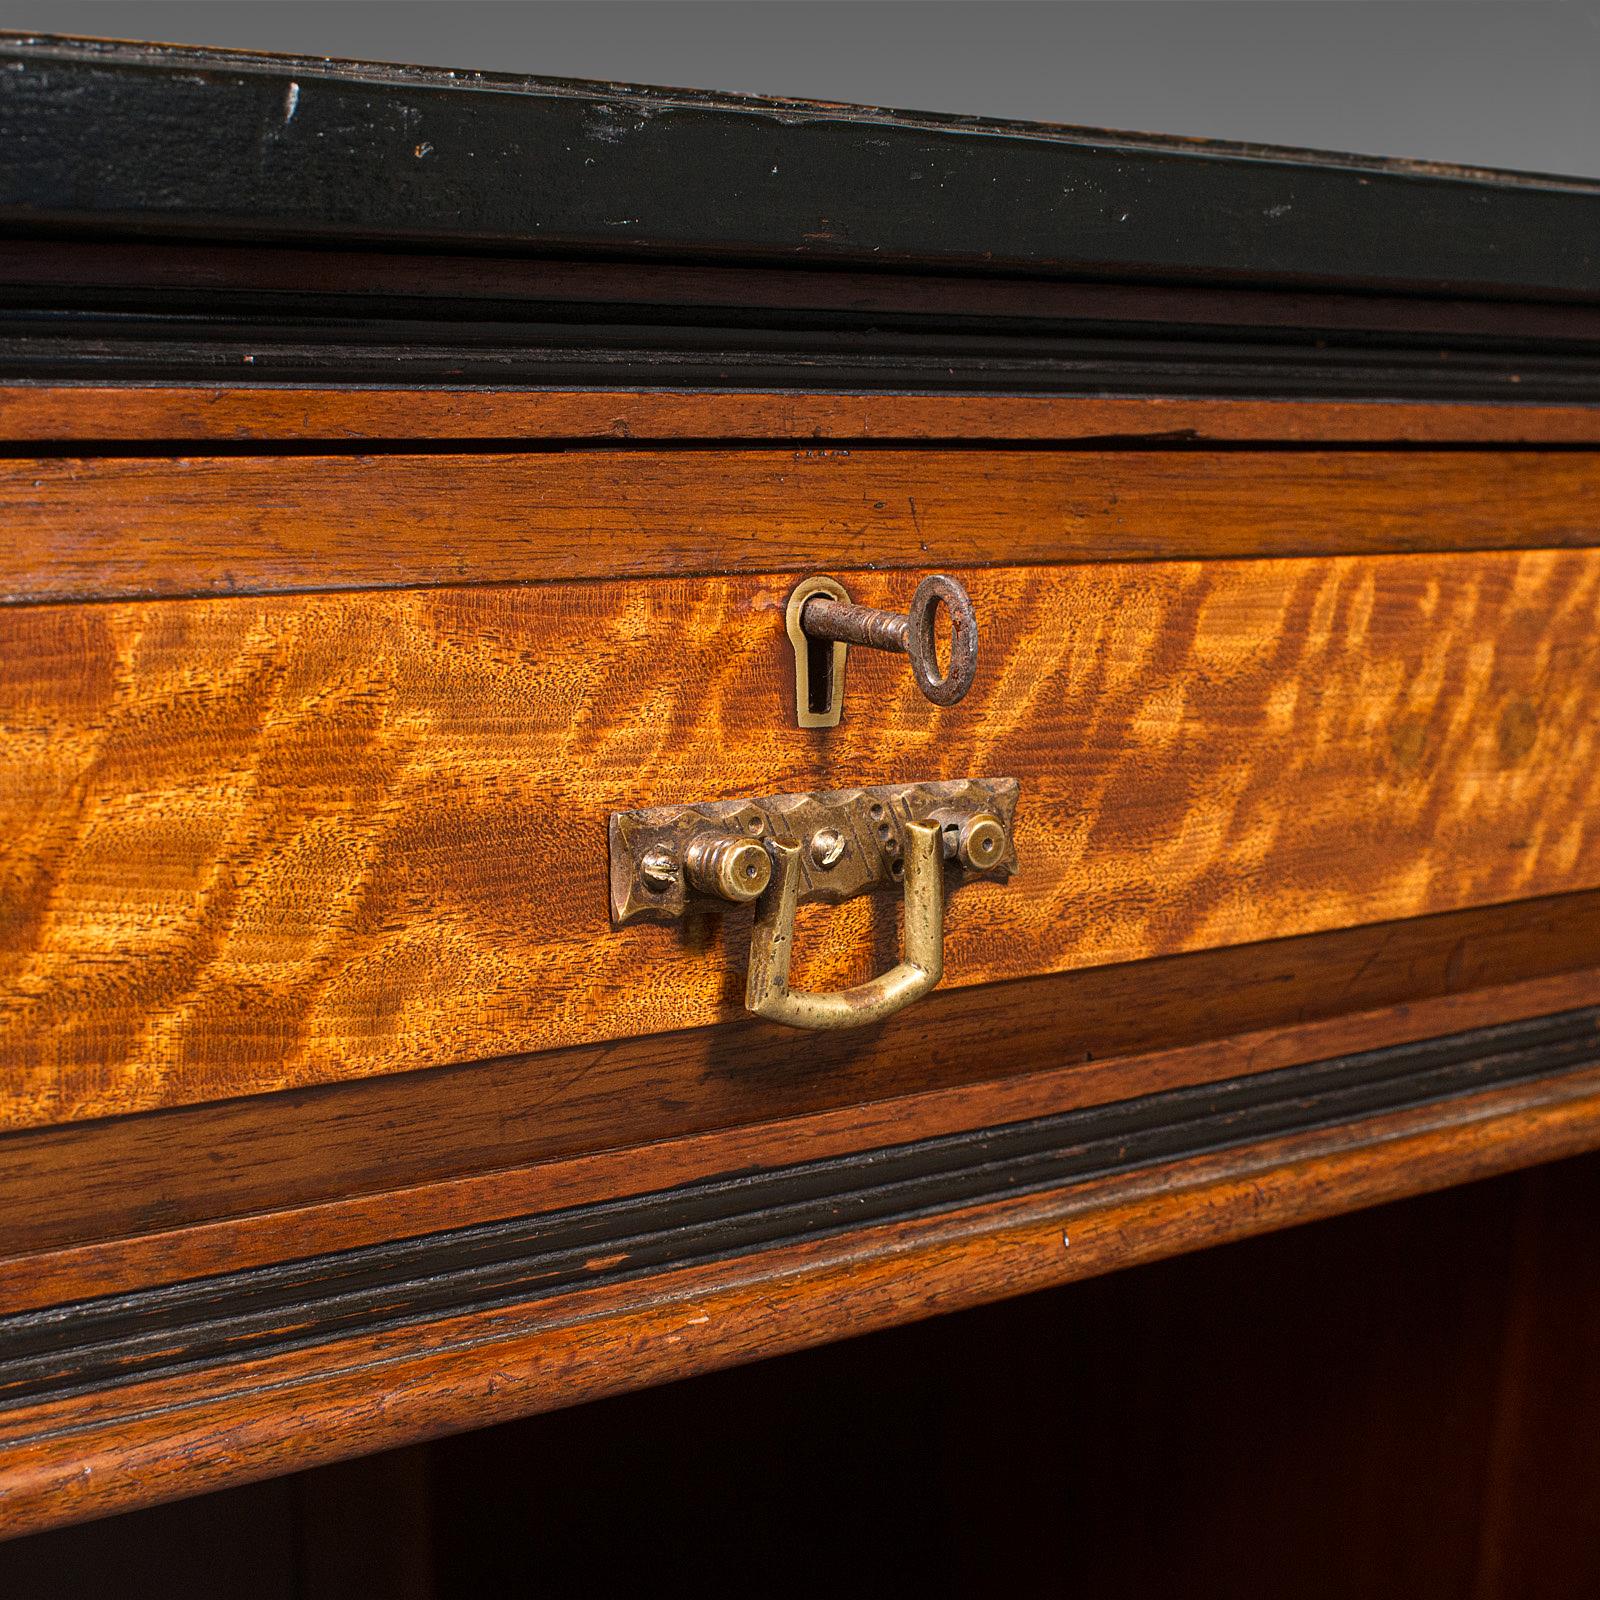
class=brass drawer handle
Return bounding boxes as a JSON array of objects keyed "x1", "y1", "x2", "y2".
[
  {"x1": 746, "y1": 820, "x2": 943, "y2": 1029},
  {"x1": 609, "y1": 778, "x2": 1019, "y2": 1029},
  {"x1": 787, "y1": 573, "x2": 978, "y2": 728}
]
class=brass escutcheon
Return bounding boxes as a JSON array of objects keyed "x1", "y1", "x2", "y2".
[{"x1": 786, "y1": 573, "x2": 978, "y2": 728}]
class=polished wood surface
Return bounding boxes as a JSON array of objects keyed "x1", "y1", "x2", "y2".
[
  {"x1": 6, "y1": 960, "x2": 1593, "y2": 1312},
  {"x1": 5, "y1": 1161, "x2": 1598, "y2": 1596},
  {"x1": 5, "y1": 387, "x2": 1600, "y2": 444},
  {"x1": 6, "y1": 964, "x2": 1596, "y2": 1311},
  {"x1": 5, "y1": 552, "x2": 1600, "y2": 1125},
  {"x1": 2, "y1": 1063, "x2": 1596, "y2": 1540},
  {"x1": 4, "y1": 902, "x2": 1597, "y2": 1298},
  {"x1": 412, "y1": 1159, "x2": 1600, "y2": 1600},
  {"x1": 3, "y1": 449, "x2": 1599, "y2": 604},
  {"x1": 7, "y1": 32, "x2": 1600, "y2": 1565}
]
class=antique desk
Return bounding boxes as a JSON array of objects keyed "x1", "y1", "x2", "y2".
[{"x1": 1, "y1": 33, "x2": 1599, "y2": 1595}]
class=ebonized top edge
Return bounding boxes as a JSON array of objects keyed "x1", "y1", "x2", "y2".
[
  {"x1": 3, "y1": 32, "x2": 1599, "y2": 301},
  {"x1": 11, "y1": 28, "x2": 1600, "y2": 186}
]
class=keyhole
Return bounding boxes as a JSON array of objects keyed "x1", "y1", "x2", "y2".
[{"x1": 806, "y1": 634, "x2": 833, "y2": 717}]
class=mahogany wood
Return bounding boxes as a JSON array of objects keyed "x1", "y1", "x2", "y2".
[
  {"x1": 1470, "y1": 1157, "x2": 1600, "y2": 1599},
  {"x1": 6, "y1": 31, "x2": 1600, "y2": 1568},
  {"x1": 3, "y1": 449, "x2": 1599, "y2": 604},
  {"x1": 2, "y1": 913, "x2": 1597, "y2": 1301},
  {"x1": 5, "y1": 388, "x2": 1600, "y2": 445},
  {"x1": 3, "y1": 1005, "x2": 1591, "y2": 1409},
  {"x1": 422, "y1": 1162, "x2": 1597, "y2": 1599},
  {"x1": 1, "y1": 1065, "x2": 1597, "y2": 1540},
  {"x1": 5, "y1": 553, "x2": 1600, "y2": 1126},
  {"x1": 8, "y1": 1164, "x2": 1595, "y2": 1595},
  {"x1": 5, "y1": 966, "x2": 1596, "y2": 1312}
]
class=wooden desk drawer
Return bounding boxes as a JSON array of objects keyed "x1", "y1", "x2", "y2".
[
  {"x1": 7, "y1": 427, "x2": 1596, "y2": 1318},
  {"x1": 4, "y1": 449, "x2": 1599, "y2": 1132},
  {"x1": 8, "y1": 36, "x2": 1600, "y2": 1543}
]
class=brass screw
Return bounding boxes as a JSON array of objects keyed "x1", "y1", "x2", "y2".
[
  {"x1": 810, "y1": 828, "x2": 847, "y2": 869},
  {"x1": 957, "y1": 813, "x2": 1006, "y2": 871},
  {"x1": 640, "y1": 847, "x2": 680, "y2": 891}
]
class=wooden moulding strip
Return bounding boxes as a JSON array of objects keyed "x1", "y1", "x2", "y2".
[
  {"x1": 8, "y1": 241, "x2": 1600, "y2": 338},
  {"x1": 2, "y1": 38, "x2": 1598, "y2": 297},
  {"x1": 0, "y1": 1001, "x2": 1596, "y2": 1411},
  {"x1": 3, "y1": 964, "x2": 1597, "y2": 1313},
  {"x1": 1, "y1": 1061, "x2": 1599, "y2": 1540},
  {"x1": 3, "y1": 448, "x2": 1600, "y2": 605},
  {"x1": 3, "y1": 389, "x2": 1600, "y2": 446},
  {"x1": 5, "y1": 884, "x2": 1597, "y2": 1267}
]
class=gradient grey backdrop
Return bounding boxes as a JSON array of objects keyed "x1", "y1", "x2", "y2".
[{"x1": 2, "y1": 1, "x2": 1598, "y2": 178}]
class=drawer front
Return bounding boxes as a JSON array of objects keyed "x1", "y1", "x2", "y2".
[{"x1": 4, "y1": 533, "x2": 1600, "y2": 1128}]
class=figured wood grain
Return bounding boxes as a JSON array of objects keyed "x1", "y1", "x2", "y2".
[
  {"x1": 3, "y1": 450, "x2": 1600, "y2": 604},
  {"x1": 6, "y1": 388, "x2": 1600, "y2": 445},
  {"x1": 4, "y1": 965, "x2": 1596, "y2": 1313},
  {"x1": 3, "y1": 1065, "x2": 1599, "y2": 1540},
  {"x1": 3, "y1": 552, "x2": 1600, "y2": 1127}
]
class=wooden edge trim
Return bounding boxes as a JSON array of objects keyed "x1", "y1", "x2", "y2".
[
  {"x1": 6, "y1": 448, "x2": 1600, "y2": 610},
  {"x1": 3, "y1": 36, "x2": 1599, "y2": 301},
  {"x1": 4, "y1": 388, "x2": 1600, "y2": 445},
  {"x1": 2, "y1": 1002, "x2": 1593, "y2": 1410},
  {"x1": 11, "y1": 241, "x2": 1600, "y2": 344},
  {"x1": 3, "y1": 1063, "x2": 1598, "y2": 1540},
  {"x1": 4, "y1": 1003, "x2": 1591, "y2": 1407},
  {"x1": 5, "y1": 964, "x2": 1595, "y2": 1312}
]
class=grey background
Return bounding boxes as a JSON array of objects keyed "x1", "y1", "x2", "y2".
[{"x1": 3, "y1": 1, "x2": 1599, "y2": 178}]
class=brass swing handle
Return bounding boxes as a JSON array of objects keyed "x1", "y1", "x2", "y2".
[
  {"x1": 746, "y1": 821, "x2": 943, "y2": 1029},
  {"x1": 608, "y1": 778, "x2": 1019, "y2": 1031}
]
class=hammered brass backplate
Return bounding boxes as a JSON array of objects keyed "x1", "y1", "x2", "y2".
[{"x1": 608, "y1": 776, "x2": 1019, "y2": 927}]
